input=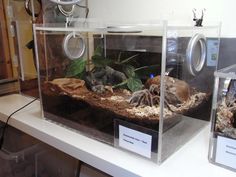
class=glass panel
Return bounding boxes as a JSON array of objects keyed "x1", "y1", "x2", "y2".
[
  {"x1": 12, "y1": 20, "x2": 38, "y2": 97},
  {"x1": 159, "y1": 25, "x2": 221, "y2": 163},
  {"x1": 9, "y1": 0, "x2": 40, "y2": 97},
  {"x1": 35, "y1": 20, "x2": 164, "y2": 162}
]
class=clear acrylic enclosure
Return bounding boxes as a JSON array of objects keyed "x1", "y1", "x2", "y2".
[
  {"x1": 34, "y1": 19, "x2": 220, "y2": 163},
  {"x1": 2, "y1": 0, "x2": 87, "y2": 97},
  {"x1": 35, "y1": 146, "x2": 79, "y2": 177},
  {"x1": 209, "y1": 64, "x2": 236, "y2": 171},
  {"x1": 0, "y1": 2, "x2": 19, "y2": 95},
  {"x1": 0, "y1": 122, "x2": 40, "y2": 177},
  {"x1": 3, "y1": 0, "x2": 42, "y2": 97}
]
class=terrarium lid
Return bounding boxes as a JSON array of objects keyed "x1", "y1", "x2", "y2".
[
  {"x1": 215, "y1": 64, "x2": 236, "y2": 79},
  {"x1": 33, "y1": 18, "x2": 220, "y2": 33}
]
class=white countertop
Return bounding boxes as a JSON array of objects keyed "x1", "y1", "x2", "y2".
[{"x1": 0, "y1": 94, "x2": 235, "y2": 177}]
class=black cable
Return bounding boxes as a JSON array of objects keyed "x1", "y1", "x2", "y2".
[
  {"x1": 0, "y1": 97, "x2": 39, "y2": 150},
  {"x1": 76, "y1": 4, "x2": 89, "y2": 18},
  {"x1": 25, "y1": 0, "x2": 42, "y2": 17}
]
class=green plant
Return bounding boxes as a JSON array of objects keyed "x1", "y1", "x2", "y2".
[
  {"x1": 65, "y1": 46, "x2": 158, "y2": 92},
  {"x1": 91, "y1": 47, "x2": 143, "y2": 92},
  {"x1": 66, "y1": 58, "x2": 86, "y2": 78}
]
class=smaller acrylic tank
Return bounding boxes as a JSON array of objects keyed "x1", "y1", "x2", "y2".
[
  {"x1": 35, "y1": 146, "x2": 79, "y2": 177},
  {"x1": 0, "y1": 122, "x2": 40, "y2": 177},
  {"x1": 6, "y1": 0, "x2": 42, "y2": 97},
  {"x1": 34, "y1": 19, "x2": 221, "y2": 163},
  {"x1": 209, "y1": 64, "x2": 236, "y2": 171}
]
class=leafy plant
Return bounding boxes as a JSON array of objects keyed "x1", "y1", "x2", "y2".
[
  {"x1": 117, "y1": 54, "x2": 139, "y2": 64},
  {"x1": 92, "y1": 55, "x2": 113, "y2": 68},
  {"x1": 107, "y1": 53, "x2": 144, "y2": 92},
  {"x1": 66, "y1": 45, "x2": 156, "y2": 92},
  {"x1": 66, "y1": 58, "x2": 86, "y2": 78},
  {"x1": 93, "y1": 45, "x2": 103, "y2": 56},
  {"x1": 123, "y1": 65, "x2": 136, "y2": 78},
  {"x1": 108, "y1": 56, "x2": 144, "y2": 92},
  {"x1": 127, "y1": 77, "x2": 143, "y2": 92}
]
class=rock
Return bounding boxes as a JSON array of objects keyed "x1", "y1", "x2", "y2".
[{"x1": 145, "y1": 75, "x2": 191, "y2": 105}]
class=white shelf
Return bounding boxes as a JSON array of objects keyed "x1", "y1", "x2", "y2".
[{"x1": 0, "y1": 94, "x2": 235, "y2": 177}]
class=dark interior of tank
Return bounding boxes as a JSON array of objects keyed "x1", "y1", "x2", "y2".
[{"x1": 40, "y1": 34, "x2": 213, "y2": 145}]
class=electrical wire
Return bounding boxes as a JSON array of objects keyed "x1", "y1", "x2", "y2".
[
  {"x1": 0, "y1": 97, "x2": 39, "y2": 150},
  {"x1": 24, "y1": 0, "x2": 42, "y2": 17},
  {"x1": 49, "y1": 0, "x2": 83, "y2": 5},
  {"x1": 57, "y1": 3, "x2": 89, "y2": 20},
  {"x1": 58, "y1": 4, "x2": 76, "y2": 17},
  {"x1": 76, "y1": 4, "x2": 89, "y2": 18}
]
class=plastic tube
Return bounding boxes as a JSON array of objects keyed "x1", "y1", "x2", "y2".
[{"x1": 48, "y1": 0, "x2": 83, "y2": 5}]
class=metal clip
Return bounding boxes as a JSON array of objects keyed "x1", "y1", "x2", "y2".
[{"x1": 192, "y1": 8, "x2": 206, "y2": 27}]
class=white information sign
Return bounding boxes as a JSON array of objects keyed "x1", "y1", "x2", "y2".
[
  {"x1": 215, "y1": 136, "x2": 236, "y2": 169},
  {"x1": 118, "y1": 125, "x2": 152, "y2": 158},
  {"x1": 207, "y1": 39, "x2": 219, "y2": 67}
]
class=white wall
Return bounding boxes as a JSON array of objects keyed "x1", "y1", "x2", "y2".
[{"x1": 88, "y1": 0, "x2": 235, "y2": 37}]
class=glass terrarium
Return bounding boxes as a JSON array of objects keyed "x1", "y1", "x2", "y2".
[
  {"x1": 209, "y1": 64, "x2": 236, "y2": 172},
  {"x1": 34, "y1": 19, "x2": 220, "y2": 163}
]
